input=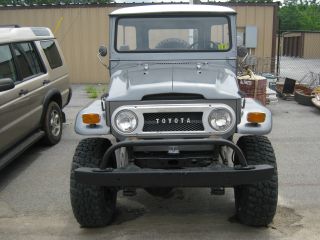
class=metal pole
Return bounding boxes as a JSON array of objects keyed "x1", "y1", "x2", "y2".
[
  {"x1": 277, "y1": 22, "x2": 281, "y2": 78},
  {"x1": 276, "y1": 4, "x2": 281, "y2": 78},
  {"x1": 189, "y1": 0, "x2": 194, "y2": 44}
]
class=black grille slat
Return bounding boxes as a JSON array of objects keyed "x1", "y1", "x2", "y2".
[{"x1": 143, "y1": 112, "x2": 204, "y2": 132}]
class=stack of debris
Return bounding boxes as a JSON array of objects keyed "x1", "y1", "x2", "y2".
[
  {"x1": 276, "y1": 72, "x2": 320, "y2": 106},
  {"x1": 237, "y1": 66, "x2": 278, "y2": 105}
]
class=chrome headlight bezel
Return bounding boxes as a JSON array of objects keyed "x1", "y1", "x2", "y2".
[
  {"x1": 208, "y1": 107, "x2": 235, "y2": 133},
  {"x1": 114, "y1": 109, "x2": 138, "y2": 133}
]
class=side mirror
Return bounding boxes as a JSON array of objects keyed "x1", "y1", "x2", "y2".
[
  {"x1": 237, "y1": 46, "x2": 248, "y2": 58},
  {"x1": 0, "y1": 78, "x2": 15, "y2": 92},
  {"x1": 98, "y1": 46, "x2": 108, "y2": 57}
]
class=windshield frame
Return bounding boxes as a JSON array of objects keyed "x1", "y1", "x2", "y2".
[{"x1": 114, "y1": 14, "x2": 232, "y2": 53}]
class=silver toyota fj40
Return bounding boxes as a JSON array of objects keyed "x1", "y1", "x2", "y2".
[{"x1": 71, "y1": 5, "x2": 277, "y2": 228}]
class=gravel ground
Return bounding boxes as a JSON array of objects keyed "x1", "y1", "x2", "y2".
[{"x1": 0, "y1": 85, "x2": 320, "y2": 240}]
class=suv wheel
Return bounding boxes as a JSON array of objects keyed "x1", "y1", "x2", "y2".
[
  {"x1": 43, "y1": 101, "x2": 62, "y2": 145},
  {"x1": 234, "y1": 135, "x2": 278, "y2": 226},
  {"x1": 70, "y1": 138, "x2": 117, "y2": 227}
]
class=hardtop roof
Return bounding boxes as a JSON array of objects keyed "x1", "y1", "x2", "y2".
[
  {"x1": 110, "y1": 4, "x2": 236, "y2": 16},
  {"x1": 0, "y1": 27, "x2": 54, "y2": 44}
]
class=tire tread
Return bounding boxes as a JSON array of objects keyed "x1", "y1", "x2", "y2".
[
  {"x1": 70, "y1": 138, "x2": 117, "y2": 227},
  {"x1": 235, "y1": 135, "x2": 278, "y2": 226}
]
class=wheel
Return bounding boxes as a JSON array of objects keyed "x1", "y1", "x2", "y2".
[
  {"x1": 234, "y1": 135, "x2": 278, "y2": 226},
  {"x1": 42, "y1": 101, "x2": 63, "y2": 146},
  {"x1": 145, "y1": 187, "x2": 173, "y2": 198},
  {"x1": 70, "y1": 138, "x2": 117, "y2": 227}
]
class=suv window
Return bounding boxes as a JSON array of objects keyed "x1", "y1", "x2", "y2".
[
  {"x1": 12, "y1": 42, "x2": 44, "y2": 80},
  {"x1": 40, "y1": 40, "x2": 63, "y2": 69},
  {"x1": 0, "y1": 44, "x2": 17, "y2": 81}
]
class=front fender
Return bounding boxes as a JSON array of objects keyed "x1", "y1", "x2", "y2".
[
  {"x1": 75, "y1": 100, "x2": 110, "y2": 135},
  {"x1": 237, "y1": 98, "x2": 272, "y2": 135}
]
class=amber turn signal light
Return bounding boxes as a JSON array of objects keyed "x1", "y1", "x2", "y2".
[
  {"x1": 82, "y1": 113, "x2": 101, "y2": 124},
  {"x1": 247, "y1": 112, "x2": 266, "y2": 123}
]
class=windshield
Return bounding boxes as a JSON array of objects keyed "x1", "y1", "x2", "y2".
[{"x1": 116, "y1": 16, "x2": 231, "y2": 52}]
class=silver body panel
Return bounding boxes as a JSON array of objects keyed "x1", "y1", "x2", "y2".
[
  {"x1": 107, "y1": 60, "x2": 240, "y2": 101},
  {"x1": 74, "y1": 100, "x2": 110, "y2": 135},
  {"x1": 237, "y1": 98, "x2": 272, "y2": 135}
]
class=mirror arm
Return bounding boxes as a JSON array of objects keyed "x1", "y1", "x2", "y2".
[{"x1": 97, "y1": 53, "x2": 108, "y2": 68}]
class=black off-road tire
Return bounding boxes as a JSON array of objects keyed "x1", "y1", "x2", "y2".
[
  {"x1": 234, "y1": 135, "x2": 278, "y2": 227},
  {"x1": 42, "y1": 101, "x2": 63, "y2": 146},
  {"x1": 70, "y1": 138, "x2": 117, "y2": 227},
  {"x1": 145, "y1": 187, "x2": 173, "y2": 198}
]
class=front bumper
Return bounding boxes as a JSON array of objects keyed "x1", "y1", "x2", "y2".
[
  {"x1": 74, "y1": 138, "x2": 275, "y2": 188},
  {"x1": 75, "y1": 165, "x2": 273, "y2": 187}
]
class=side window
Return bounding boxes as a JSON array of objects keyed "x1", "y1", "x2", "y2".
[
  {"x1": 210, "y1": 21, "x2": 230, "y2": 50},
  {"x1": 12, "y1": 42, "x2": 44, "y2": 80},
  {"x1": 117, "y1": 25, "x2": 137, "y2": 51},
  {"x1": 0, "y1": 45, "x2": 17, "y2": 81},
  {"x1": 40, "y1": 40, "x2": 63, "y2": 69}
]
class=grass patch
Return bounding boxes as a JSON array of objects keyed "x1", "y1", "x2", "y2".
[
  {"x1": 85, "y1": 85, "x2": 95, "y2": 94},
  {"x1": 84, "y1": 85, "x2": 107, "y2": 99}
]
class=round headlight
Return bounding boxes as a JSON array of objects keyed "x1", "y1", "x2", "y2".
[
  {"x1": 209, "y1": 108, "x2": 233, "y2": 132},
  {"x1": 115, "y1": 110, "x2": 138, "y2": 133}
]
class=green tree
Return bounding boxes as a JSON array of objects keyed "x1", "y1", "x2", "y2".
[{"x1": 279, "y1": 2, "x2": 320, "y2": 31}]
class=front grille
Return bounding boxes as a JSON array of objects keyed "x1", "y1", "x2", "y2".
[{"x1": 143, "y1": 112, "x2": 204, "y2": 132}]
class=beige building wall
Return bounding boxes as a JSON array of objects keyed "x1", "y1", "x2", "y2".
[
  {"x1": 278, "y1": 32, "x2": 320, "y2": 58},
  {"x1": 231, "y1": 5, "x2": 275, "y2": 59},
  {"x1": 0, "y1": 4, "x2": 277, "y2": 84},
  {"x1": 0, "y1": 6, "x2": 116, "y2": 84},
  {"x1": 303, "y1": 33, "x2": 320, "y2": 59}
]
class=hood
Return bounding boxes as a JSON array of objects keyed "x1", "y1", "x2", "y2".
[{"x1": 107, "y1": 61, "x2": 240, "y2": 101}]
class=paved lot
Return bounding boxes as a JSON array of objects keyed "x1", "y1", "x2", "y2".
[{"x1": 0, "y1": 85, "x2": 320, "y2": 240}]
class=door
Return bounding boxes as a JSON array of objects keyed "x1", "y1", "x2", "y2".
[
  {"x1": 0, "y1": 42, "x2": 47, "y2": 155},
  {"x1": 0, "y1": 43, "x2": 27, "y2": 155}
]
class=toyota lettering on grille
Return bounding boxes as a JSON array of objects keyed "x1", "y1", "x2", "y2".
[
  {"x1": 155, "y1": 118, "x2": 191, "y2": 124},
  {"x1": 143, "y1": 112, "x2": 204, "y2": 132}
]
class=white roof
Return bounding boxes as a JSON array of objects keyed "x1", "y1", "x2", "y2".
[
  {"x1": 0, "y1": 27, "x2": 54, "y2": 44},
  {"x1": 110, "y1": 4, "x2": 235, "y2": 15}
]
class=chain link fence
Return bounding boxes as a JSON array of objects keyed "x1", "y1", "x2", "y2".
[
  {"x1": 278, "y1": 57, "x2": 320, "y2": 83},
  {"x1": 240, "y1": 55, "x2": 277, "y2": 77},
  {"x1": 242, "y1": 55, "x2": 320, "y2": 84}
]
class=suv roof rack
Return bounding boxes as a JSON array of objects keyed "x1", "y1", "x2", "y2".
[{"x1": 0, "y1": 24, "x2": 20, "y2": 28}]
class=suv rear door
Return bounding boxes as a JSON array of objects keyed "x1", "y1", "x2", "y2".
[{"x1": 38, "y1": 39, "x2": 70, "y2": 107}]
